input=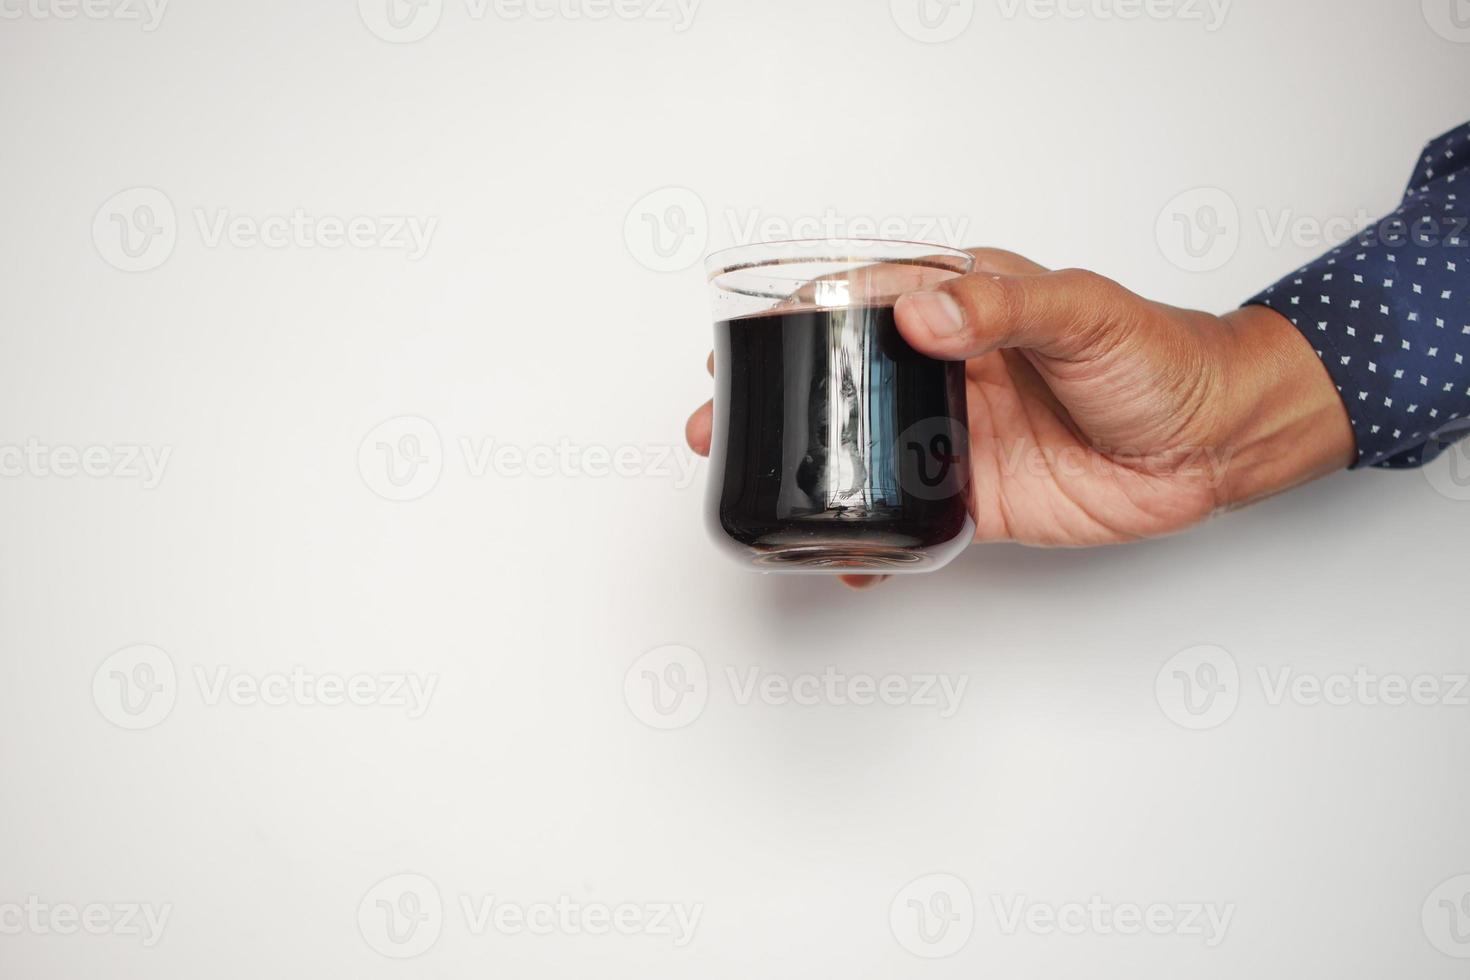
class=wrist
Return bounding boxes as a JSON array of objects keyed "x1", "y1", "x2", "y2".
[{"x1": 1211, "y1": 304, "x2": 1357, "y2": 509}]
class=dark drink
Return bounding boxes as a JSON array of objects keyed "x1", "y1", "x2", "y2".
[{"x1": 707, "y1": 304, "x2": 974, "y2": 571}]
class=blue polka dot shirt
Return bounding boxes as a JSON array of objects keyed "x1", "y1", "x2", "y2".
[{"x1": 1247, "y1": 121, "x2": 1470, "y2": 469}]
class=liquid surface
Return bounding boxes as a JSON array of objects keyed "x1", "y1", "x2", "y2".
[{"x1": 707, "y1": 305, "x2": 974, "y2": 571}]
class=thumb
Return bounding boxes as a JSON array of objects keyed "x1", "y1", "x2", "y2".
[{"x1": 895, "y1": 268, "x2": 1130, "y2": 362}]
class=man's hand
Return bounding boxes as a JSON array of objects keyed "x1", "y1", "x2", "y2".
[{"x1": 686, "y1": 248, "x2": 1355, "y2": 583}]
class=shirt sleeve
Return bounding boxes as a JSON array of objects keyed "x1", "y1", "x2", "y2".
[{"x1": 1245, "y1": 121, "x2": 1470, "y2": 469}]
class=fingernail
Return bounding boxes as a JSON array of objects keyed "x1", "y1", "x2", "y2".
[{"x1": 904, "y1": 291, "x2": 965, "y2": 338}]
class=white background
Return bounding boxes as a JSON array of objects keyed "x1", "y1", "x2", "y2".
[{"x1": 2, "y1": 0, "x2": 1470, "y2": 977}]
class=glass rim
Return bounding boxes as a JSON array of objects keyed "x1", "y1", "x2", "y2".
[{"x1": 704, "y1": 238, "x2": 974, "y2": 282}]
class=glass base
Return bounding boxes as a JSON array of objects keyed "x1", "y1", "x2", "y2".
[
  {"x1": 714, "y1": 515, "x2": 975, "y2": 575},
  {"x1": 752, "y1": 544, "x2": 930, "y2": 571}
]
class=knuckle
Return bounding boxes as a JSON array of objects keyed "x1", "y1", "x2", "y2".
[
  {"x1": 944, "y1": 273, "x2": 1020, "y2": 336},
  {"x1": 967, "y1": 247, "x2": 1047, "y2": 275},
  {"x1": 1056, "y1": 268, "x2": 1120, "y2": 301},
  {"x1": 1055, "y1": 268, "x2": 1133, "y2": 331},
  {"x1": 964, "y1": 246, "x2": 1018, "y2": 267}
]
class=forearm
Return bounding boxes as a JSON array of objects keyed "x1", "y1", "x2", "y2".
[
  {"x1": 1214, "y1": 304, "x2": 1357, "y2": 510},
  {"x1": 1242, "y1": 122, "x2": 1470, "y2": 471},
  {"x1": 1212, "y1": 121, "x2": 1470, "y2": 503}
]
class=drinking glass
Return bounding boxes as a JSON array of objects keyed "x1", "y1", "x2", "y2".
[{"x1": 704, "y1": 239, "x2": 975, "y2": 573}]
